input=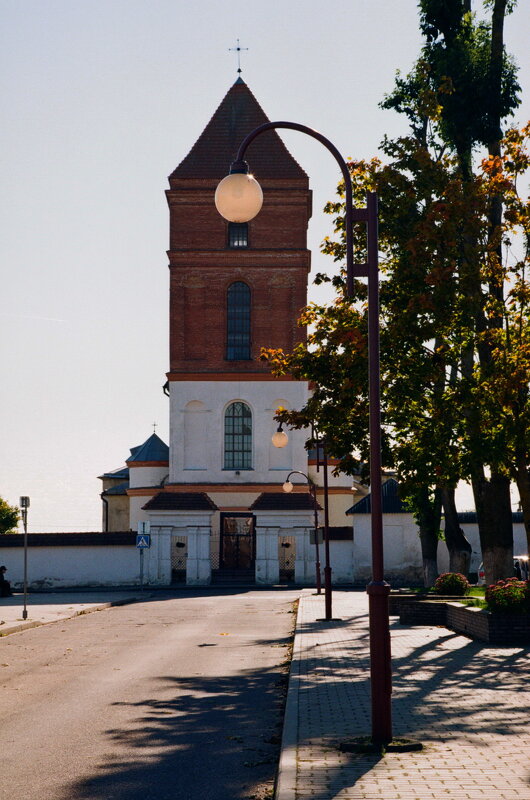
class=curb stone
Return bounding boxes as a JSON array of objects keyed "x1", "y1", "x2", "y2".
[
  {"x1": 0, "y1": 595, "x2": 147, "y2": 637},
  {"x1": 275, "y1": 590, "x2": 306, "y2": 800}
]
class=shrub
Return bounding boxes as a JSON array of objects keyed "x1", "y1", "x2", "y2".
[
  {"x1": 433, "y1": 572, "x2": 470, "y2": 596},
  {"x1": 485, "y1": 578, "x2": 530, "y2": 614}
]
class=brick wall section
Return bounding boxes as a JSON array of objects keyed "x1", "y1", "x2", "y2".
[
  {"x1": 388, "y1": 593, "x2": 460, "y2": 617},
  {"x1": 166, "y1": 80, "x2": 313, "y2": 378},
  {"x1": 392, "y1": 595, "x2": 530, "y2": 644},
  {"x1": 399, "y1": 600, "x2": 448, "y2": 626},
  {"x1": 169, "y1": 262, "x2": 309, "y2": 373},
  {"x1": 447, "y1": 603, "x2": 530, "y2": 644}
]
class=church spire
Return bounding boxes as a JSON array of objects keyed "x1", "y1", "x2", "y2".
[{"x1": 169, "y1": 81, "x2": 308, "y2": 183}]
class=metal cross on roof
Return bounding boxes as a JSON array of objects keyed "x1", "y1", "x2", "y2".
[
  {"x1": 152, "y1": 422, "x2": 157, "y2": 434},
  {"x1": 229, "y1": 39, "x2": 248, "y2": 75}
]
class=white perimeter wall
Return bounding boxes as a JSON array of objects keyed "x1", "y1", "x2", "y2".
[
  {"x1": 2, "y1": 546, "x2": 140, "y2": 589},
  {"x1": 352, "y1": 513, "x2": 527, "y2": 584}
]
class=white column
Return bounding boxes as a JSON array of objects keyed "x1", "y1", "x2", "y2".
[
  {"x1": 186, "y1": 525, "x2": 212, "y2": 585},
  {"x1": 255, "y1": 526, "x2": 280, "y2": 585},
  {"x1": 143, "y1": 526, "x2": 172, "y2": 586},
  {"x1": 292, "y1": 527, "x2": 312, "y2": 584}
]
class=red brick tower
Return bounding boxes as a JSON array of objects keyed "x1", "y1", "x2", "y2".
[{"x1": 166, "y1": 78, "x2": 312, "y2": 378}]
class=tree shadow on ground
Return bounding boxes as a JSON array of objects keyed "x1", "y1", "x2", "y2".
[
  {"x1": 56, "y1": 593, "x2": 530, "y2": 800},
  {"x1": 291, "y1": 604, "x2": 530, "y2": 799},
  {"x1": 60, "y1": 635, "x2": 292, "y2": 800}
]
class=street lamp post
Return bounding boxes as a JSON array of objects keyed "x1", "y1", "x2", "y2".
[
  {"x1": 19, "y1": 496, "x2": 30, "y2": 620},
  {"x1": 215, "y1": 120, "x2": 392, "y2": 744},
  {"x1": 283, "y1": 470, "x2": 321, "y2": 595}
]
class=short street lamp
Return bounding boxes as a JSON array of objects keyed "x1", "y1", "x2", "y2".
[
  {"x1": 283, "y1": 470, "x2": 322, "y2": 595},
  {"x1": 19, "y1": 496, "x2": 30, "y2": 620},
  {"x1": 216, "y1": 120, "x2": 392, "y2": 745}
]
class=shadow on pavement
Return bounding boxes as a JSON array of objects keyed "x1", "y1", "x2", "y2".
[
  {"x1": 60, "y1": 638, "x2": 292, "y2": 800},
  {"x1": 291, "y1": 607, "x2": 530, "y2": 799}
]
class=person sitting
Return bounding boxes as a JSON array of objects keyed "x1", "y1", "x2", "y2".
[{"x1": 0, "y1": 565, "x2": 12, "y2": 597}]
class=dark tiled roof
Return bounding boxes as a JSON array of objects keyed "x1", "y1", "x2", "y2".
[
  {"x1": 142, "y1": 492, "x2": 217, "y2": 511},
  {"x1": 127, "y1": 433, "x2": 169, "y2": 464},
  {"x1": 347, "y1": 478, "x2": 407, "y2": 514},
  {"x1": 250, "y1": 493, "x2": 318, "y2": 511},
  {"x1": 102, "y1": 482, "x2": 129, "y2": 496},
  {"x1": 458, "y1": 511, "x2": 524, "y2": 524},
  {"x1": 99, "y1": 466, "x2": 129, "y2": 480},
  {"x1": 0, "y1": 532, "x2": 136, "y2": 547},
  {"x1": 170, "y1": 79, "x2": 308, "y2": 183}
]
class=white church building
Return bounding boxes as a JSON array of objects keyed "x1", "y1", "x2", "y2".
[{"x1": 99, "y1": 78, "x2": 358, "y2": 586}]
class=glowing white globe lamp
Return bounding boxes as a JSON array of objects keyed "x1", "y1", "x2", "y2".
[
  {"x1": 215, "y1": 172, "x2": 263, "y2": 222},
  {"x1": 271, "y1": 429, "x2": 288, "y2": 448}
]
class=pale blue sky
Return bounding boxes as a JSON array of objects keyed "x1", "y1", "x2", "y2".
[{"x1": 1, "y1": 1, "x2": 529, "y2": 530}]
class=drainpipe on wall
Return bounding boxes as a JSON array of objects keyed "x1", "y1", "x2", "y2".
[{"x1": 100, "y1": 493, "x2": 109, "y2": 533}]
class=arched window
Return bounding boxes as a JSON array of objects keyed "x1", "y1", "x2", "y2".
[
  {"x1": 226, "y1": 281, "x2": 251, "y2": 360},
  {"x1": 224, "y1": 401, "x2": 252, "y2": 470}
]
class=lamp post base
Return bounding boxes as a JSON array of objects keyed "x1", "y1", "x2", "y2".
[
  {"x1": 366, "y1": 580, "x2": 392, "y2": 744},
  {"x1": 324, "y1": 565, "x2": 332, "y2": 620}
]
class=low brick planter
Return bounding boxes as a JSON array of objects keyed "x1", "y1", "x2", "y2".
[
  {"x1": 392, "y1": 594, "x2": 530, "y2": 644},
  {"x1": 389, "y1": 592, "x2": 463, "y2": 619},
  {"x1": 446, "y1": 602, "x2": 530, "y2": 644}
]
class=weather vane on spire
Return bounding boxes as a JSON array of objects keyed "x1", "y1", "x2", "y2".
[
  {"x1": 152, "y1": 422, "x2": 157, "y2": 434},
  {"x1": 229, "y1": 39, "x2": 248, "y2": 75}
]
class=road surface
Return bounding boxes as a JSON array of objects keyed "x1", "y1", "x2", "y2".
[{"x1": 1, "y1": 589, "x2": 298, "y2": 800}]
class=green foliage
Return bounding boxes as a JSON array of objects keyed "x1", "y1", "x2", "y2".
[
  {"x1": 485, "y1": 577, "x2": 530, "y2": 613},
  {"x1": 434, "y1": 572, "x2": 470, "y2": 595},
  {"x1": 415, "y1": 0, "x2": 520, "y2": 170},
  {"x1": 264, "y1": 1, "x2": 529, "y2": 578},
  {"x1": 0, "y1": 498, "x2": 20, "y2": 535}
]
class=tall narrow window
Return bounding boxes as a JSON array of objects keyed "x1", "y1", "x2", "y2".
[
  {"x1": 224, "y1": 402, "x2": 252, "y2": 470},
  {"x1": 228, "y1": 222, "x2": 248, "y2": 248},
  {"x1": 226, "y1": 281, "x2": 251, "y2": 360}
]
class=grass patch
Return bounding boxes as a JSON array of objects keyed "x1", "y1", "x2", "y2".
[{"x1": 456, "y1": 598, "x2": 488, "y2": 609}]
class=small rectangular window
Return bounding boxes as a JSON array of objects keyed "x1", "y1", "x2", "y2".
[{"x1": 228, "y1": 222, "x2": 248, "y2": 248}]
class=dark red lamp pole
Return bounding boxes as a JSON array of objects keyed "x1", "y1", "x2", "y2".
[{"x1": 215, "y1": 120, "x2": 392, "y2": 745}]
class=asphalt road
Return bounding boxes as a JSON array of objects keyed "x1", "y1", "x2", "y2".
[{"x1": 1, "y1": 589, "x2": 299, "y2": 800}]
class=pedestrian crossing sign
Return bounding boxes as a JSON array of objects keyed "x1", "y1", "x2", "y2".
[{"x1": 136, "y1": 534, "x2": 151, "y2": 548}]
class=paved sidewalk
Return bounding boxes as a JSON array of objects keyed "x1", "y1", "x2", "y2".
[
  {"x1": 0, "y1": 590, "x2": 144, "y2": 636},
  {"x1": 278, "y1": 589, "x2": 530, "y2": 800}
]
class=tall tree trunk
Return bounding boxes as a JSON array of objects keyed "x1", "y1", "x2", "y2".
[
  {"x1": 472, "y1": 470, "x2": 513, "y2": 584},
  {"x1": 441, "y1": 486, "x2": 472, "y2": 576},
  {"x1": 514, "y1": 446, "x2": 530, "y2": 556},
  {"x1": 415, "y1": 487, "x2": 442, "y2": 587}
]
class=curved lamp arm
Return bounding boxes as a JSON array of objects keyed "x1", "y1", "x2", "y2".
[
  {"x1": 285, "y1": 469, "x2": 313, "y2": 486},
  {"x1": 230, "y1": 121, "x2": 354, "y2": 296}
]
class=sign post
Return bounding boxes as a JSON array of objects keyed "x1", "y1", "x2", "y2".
[
  {"x1": 136, "y1": 522, "x2": 151, "y2": 591},
  {"x1": 19, "y1": 496, "x2": 30, "y2": 619}
]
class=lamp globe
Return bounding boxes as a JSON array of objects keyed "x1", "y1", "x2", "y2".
[
  {"x1": 271, "y1": 430, "x2": 288, "y2": 448},
  {"x1": 215, "y1": 173, "x2": 263, "y2": 222}
]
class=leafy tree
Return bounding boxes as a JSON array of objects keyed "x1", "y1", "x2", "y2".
[
  {"x1": 264, "y1": 1, "x2": 526, "y2": 586},
  {"x1": 411, "y1": 0, "x2": 521, "y2": 583},
  {"x1": 0, "y1": 497, "x2": 20, "y2": 535}
]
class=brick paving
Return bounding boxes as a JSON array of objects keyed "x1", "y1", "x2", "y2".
[{"x1": 277, "y1": 589, "x2": 530, "y2": 799}]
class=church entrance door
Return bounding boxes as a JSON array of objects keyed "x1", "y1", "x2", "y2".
[{"x1": 220, "y1": 513, "x2": 255, "y2": 570}]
